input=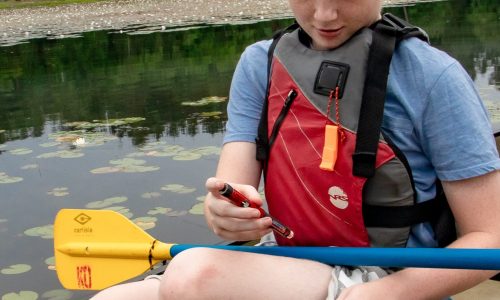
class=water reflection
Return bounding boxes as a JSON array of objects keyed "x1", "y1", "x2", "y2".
[
  {"x1": 0, "y1": 0, "x2": 499, "y2": 298},
  {"x1": 0, "y1": 19, "x2": 292, "y2": 145}
]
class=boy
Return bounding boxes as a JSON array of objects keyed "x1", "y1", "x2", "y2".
[{"x1": 93, "y1": 0, "x2": 500, "y2": 299}]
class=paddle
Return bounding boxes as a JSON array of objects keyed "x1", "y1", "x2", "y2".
[{"x1": 54, "y1": 209, "x2": 500, "y2": 290}]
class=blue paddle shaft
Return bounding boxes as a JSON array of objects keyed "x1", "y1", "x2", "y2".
[{"x1": 170, "y1": 245, "x2": 500, "y2": 270}]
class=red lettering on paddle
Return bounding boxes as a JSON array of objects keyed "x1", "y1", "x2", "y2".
[{"x1": 76, "y1": 265, "x2": 92, "y2": 289}]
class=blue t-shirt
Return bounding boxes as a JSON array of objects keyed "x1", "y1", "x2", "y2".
[{"x1": 224, "y1": 37, "x2": 500, "y2": 248}]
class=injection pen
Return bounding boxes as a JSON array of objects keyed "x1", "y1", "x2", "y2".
[{"x1": 219, "y1": 183, "x2": 294, "y2": 239}]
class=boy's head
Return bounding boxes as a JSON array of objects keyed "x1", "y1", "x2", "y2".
[{"x1": 288, "y1": 0, "x2": 383, "y2": 50}]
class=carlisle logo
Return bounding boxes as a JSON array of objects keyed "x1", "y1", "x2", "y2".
[
  {"x1": 328, "y1": 186, "x2": 349, "y2": 209},
  {"x1": 74, "y1": 213, "x2": 91, "y2": 225}
]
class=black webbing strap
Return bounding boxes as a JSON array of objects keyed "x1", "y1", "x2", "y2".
[
  {"x1": 363, "y1": 197, "x2": 445, "y2": 228},
  {"x1": 352, "y1": 22, "x2": 397, "y2": 178},
  {"x1": 353, "y1": 13, "x2": 428, "y2": 178},
  {"x1": 256, "y1": 23, "x2": 299, "y2": 163},
  {"x1": 430, "y1": 181, "x2": 457, "y2": 247}
]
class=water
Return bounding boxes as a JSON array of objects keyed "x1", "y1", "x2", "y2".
[{"x1": 0, "y1": 1, "x2": 499, "y2": 298}]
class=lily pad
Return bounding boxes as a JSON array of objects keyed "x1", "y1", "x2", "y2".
[
  {"x1": 133, "y1": 216, "x2": 157, "y2": 230},
  {"x1": 121, "y1": 165, "x2": 160, "y2": 173},
  {"x1": 41, "y1": 289, "x2": 72, "y2": 300},
  {"x1": 64, "y1": 117, "x2": 145, "y2": 130},
  {"x1": 10, "y1": 148, "x2": 32, "y2": 155},
  {"x1": 141, "y1": 192, "x2": 162, "y2": 199},
  {"x1": 24, "y1": 225, "x2": 54, "y2": 239},
  {"x1": 47, "y1": 187, "x2": 69, "y2": 197},
  {"x1": 181, "y1": 96, "x2": 227, "y2": 106},
  {"x1": 131, "y1": 145, "x2": 185, "y2": 157},
  {"x1": 63, "y1": 121, "x2": 93, "y2": 129},
  {"x1": 140, "y1": 141, "x2": 167, "y2": 150},
  {"x1": 45, "y1": 257, "x2": 55, "y2": 270},
  {"x1": 48, "y1": 131, "x2": 117, "y2": 147},
  {"x1": 0, "y1": 130, "x2": 5, "y2": 134},
  {"x1": 199, "y1": 111, "x2": 222, "y2": 118},
  {"x1": 191, "y1": 146, "x2": 221, "y2": 156},
  {"x1": 147, "y1": 207, "x2": 172, "y2": 215},
  {"x1": 109, "y1": 158, "x2": 146, "y2": 166},
  {"x1": 0, "y1": 173, "x2": 23, "y2": 184},
  {"x1": 126, "y1": 152, "x2": 147, "y2": 158},
  {"x1": 92, "y1": 158, "x2": 159, "y2": 174},
  {"x1": 21, "y1": 164, "x2": 38, "y2": 170},
  {"x1": 86, "y1": 196, "x2": 128, "y2": 209},
  {"x1": 165, "y1": 210, "x2": 188, "y2": 217},
  {"x1": 161, "y1": 184, "x2": 196, "y2": 194},
  {"x1": 172, "y1": 151, "x2": 202, "y2": 161},
  {"x1": 39, "y1": 142, "x2": 60, "y2": 148},
  {"x1": 54, "y1": 134, "x2": 80, "y2": 143},
  {"x1": 189, "y1": 202, "x2": 205, "y2": 215},
  {"x1": 1, "y1": 264, "x2": 31, "y2": 275},
  {"x1": 99, "y1": 117, "x2": 146, "y2": 127},
  {"x1": 44, "y1": 257, "x2": 55, "y2": 265},
  {"x1": 37, "y1": 150, "x2": 84, "y2": 159},
  {"x1": 1, "y1": 291, "x2": 38, "y2": 300},
  {"x1": 105, "y1": 206, "x2": 133, "y2": 219},
  {"x1": 147, "y1": 145, "x2": 185, "y2": 157},
  {"x1": 90, "y1": 166, "x2": 122, "y2": 174}
]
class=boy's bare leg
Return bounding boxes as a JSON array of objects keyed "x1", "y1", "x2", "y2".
[
  {"x1": 90, "y1": 276, "x2": 161, "y2": 300},
  {"x1": 159, "y1": 247, "x2": 333, "y2": 300}
]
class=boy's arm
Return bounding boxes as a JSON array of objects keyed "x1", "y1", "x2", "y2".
[
  {"x1": 338, "y1": 170, "x2": 500, "y2": 300},
  {"x1": 204, "y1": 141, "x2": 271, "y2": 241}
]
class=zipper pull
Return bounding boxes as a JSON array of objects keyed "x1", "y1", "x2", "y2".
[{"x1": 284, "y1": 89, "x2": 297, "y2": 107}]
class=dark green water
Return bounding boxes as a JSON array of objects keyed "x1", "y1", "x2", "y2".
[{"x1": 0, "y1": 1, "x2": 499, "y2": 298}]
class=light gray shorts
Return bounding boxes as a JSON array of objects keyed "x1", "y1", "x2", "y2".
[
  {"x1": 326, "y1": 265, "x2": 388, "y2": 299},
  {"x1": 144, "y1": 274, "x2": 163, "y2": 281},
  {"x1": 257, "y1": 233, "x2": 389, "y2": 300}
]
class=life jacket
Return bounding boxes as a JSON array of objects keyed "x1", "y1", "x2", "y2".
[{"x1": 255, "y1": 13, "x2": 454, "y2": 248}]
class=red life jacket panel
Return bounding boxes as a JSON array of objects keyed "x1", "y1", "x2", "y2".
[{"x1": 263, "y1": 27, "x2": 417, "y2": 247}]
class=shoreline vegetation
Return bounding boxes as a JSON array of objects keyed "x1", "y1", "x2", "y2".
[
  {"x1": 0, "y1": 0, "x2": 433, "y2": 47},
  {"x1": 0, "y1": 0, "x2": 107, "y2": 10},
  {"x1": 0, "y1": 0, "x2": 430, "y2": 10}
]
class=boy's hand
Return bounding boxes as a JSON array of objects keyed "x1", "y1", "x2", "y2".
[{"x1": 204, "y1": 177, "x2": 272, "y2": 241}]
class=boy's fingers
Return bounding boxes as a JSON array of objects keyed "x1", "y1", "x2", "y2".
[
  {"x1": 210, "y1": 199, "x2": 261, "y2": 219},
  {"x1": 205, "y1": 177, "x2": 225, "y2": 194}
]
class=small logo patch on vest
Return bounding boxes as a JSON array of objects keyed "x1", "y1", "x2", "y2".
[{"x1": 328, "y1": 186, "x2": 349, "y2": 209}]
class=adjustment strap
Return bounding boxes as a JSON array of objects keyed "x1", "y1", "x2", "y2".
[
  {"x1": 352, "y1": 25, "x2": 397, "y2": 178},
  {"x1": 380, "y1": 13, "x2": 429, "y2": 43},
  {"x1": 256, "y1": 23, "x2": 299, "y2": 162},
  {"x1": 363, "y1": 198, "x2": 444, "y2": 228}
]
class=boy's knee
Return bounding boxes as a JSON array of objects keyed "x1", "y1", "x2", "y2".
[{"x1": 158, "y1": 247, "x2": 228, "y2": 299}]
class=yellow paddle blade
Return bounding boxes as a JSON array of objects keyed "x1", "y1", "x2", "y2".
[{"x1": 54, "y1": 209, "x2": 174, "y2": 290}]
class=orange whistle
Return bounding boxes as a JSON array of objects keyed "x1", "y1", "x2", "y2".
[{"x1": 319, "y1": 124, "x2": 338, "y2": 171}]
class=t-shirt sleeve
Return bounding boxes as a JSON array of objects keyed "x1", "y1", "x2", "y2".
[
  {"x1": 223, "y1": 40, "x2": 272, "y2": 144},
  {"x1": 420, "y1": 62, "x2": 500, "y2": 181}
]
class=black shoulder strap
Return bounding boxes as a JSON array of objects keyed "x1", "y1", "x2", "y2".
[
  {"x1": 381, "y1": 13, "x2": 429, "y2": 43},
  {"x1": 256, "y1": 23, "x2": 299, "y2": 163},
  {"x1": 353, "y1": 13, "x2": 428, "y2": 178}
]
